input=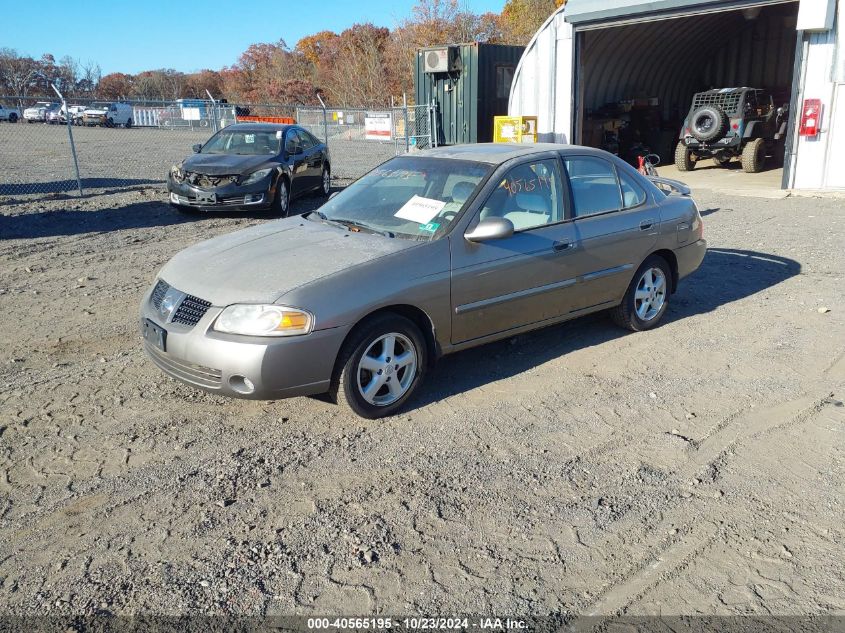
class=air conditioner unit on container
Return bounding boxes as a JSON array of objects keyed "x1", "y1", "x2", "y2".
[{"x1": 423, "y1": 47, "x2": 460, "y2": 73}]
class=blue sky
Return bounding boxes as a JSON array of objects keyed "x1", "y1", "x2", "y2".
[{"x1": 1, "y1": 0, "x2": 506, "y2": 75}]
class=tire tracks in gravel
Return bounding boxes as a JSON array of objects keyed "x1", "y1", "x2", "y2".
[{"x1": 577, "y1": 366, "x2": 843, "y2": 616}]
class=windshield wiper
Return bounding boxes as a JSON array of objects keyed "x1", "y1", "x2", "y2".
[
  {"x1": 310, "y1": 212, "x2": 394, "y2": 238},
  {"x1": 333, "y1": 218, "x2": 395, "y2": 238}
]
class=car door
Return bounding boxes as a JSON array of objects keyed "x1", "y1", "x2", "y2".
[
  {"x1": 298, "y1": 129, "x2": 323, "y2": 190},
  {"x1": 450, "y1": 157, "x2": 580, "y2": 344},
  {"x1": 285, "y1": 129, "x2": 309, "y2": 196},
  {"x1": 562, "y1": 154, "x2": 659, "y2": 311}
]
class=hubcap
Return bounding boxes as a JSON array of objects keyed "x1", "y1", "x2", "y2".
[
  {"x1": 634, "y1": 267, "x2": 667, "y2": 321},
  {"x1": 356, "y1": 332, "x2": 417, "y2": 406}
]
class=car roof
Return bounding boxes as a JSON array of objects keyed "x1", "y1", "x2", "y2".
[
  {"x1": 223, "y1": 122, "x2": 295, "y2": 133},
  {"x1": 420, "y1": 142, "x2": 608, "y2": 165}
]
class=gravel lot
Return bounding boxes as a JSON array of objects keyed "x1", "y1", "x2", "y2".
[
  {"x1": 0, "y1": 182, "x2": 843, "y2": 618},
  {"x1": 0, "y1": 122, "x2": 396, "y2": 197}
]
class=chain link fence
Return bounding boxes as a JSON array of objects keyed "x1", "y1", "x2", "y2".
[{"x1": 0, "y1": 96, "x2": 438, "y2": 203}]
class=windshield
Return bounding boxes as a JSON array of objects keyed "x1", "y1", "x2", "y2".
[
  {"x1": 201, "y1": 130, "x2": 280, "y2": 156},
  {"x1": 313, "y1": 156, "x2": 492, "y2": 240}
]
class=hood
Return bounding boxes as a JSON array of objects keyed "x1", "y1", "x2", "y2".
[
  {"x1": 85, "y1": 108, "x2": 106, "y2": 115},
  {"x1": 157, "y1": 217, "x2": 418, "y2": 306},
  {"x1": 24, "y1": 107, "x2": 45, "y2": 114},
  {"x1": 181, "y1": 153, "x2": 276, "y2": 176}
]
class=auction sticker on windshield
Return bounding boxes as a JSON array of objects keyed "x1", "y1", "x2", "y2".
[{"x1": 394, "y1": 195, "x2": 446, "y2": 224}]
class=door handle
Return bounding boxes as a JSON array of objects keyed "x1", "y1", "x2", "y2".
[
  {"x1": 639, "y1": 219, "x2": 655, "y2": 231},
  {"x1": 553, "y1": 240, "x2": 575, "y2": 252}
]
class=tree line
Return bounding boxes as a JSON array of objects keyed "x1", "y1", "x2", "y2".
[{"x1": 0, "y1": 0, "x2": 563, "y2": 107}]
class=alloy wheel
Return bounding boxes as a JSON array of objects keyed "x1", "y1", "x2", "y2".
[
  {"x1": 634, "y1": 267, "x2": 667, "y2": 321},
  {"x1": 356, "y1": 332, "x2": 417, "y2": 406}
]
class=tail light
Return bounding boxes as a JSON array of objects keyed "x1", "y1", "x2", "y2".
[{"x1": 799, "y1": 99, "x2": 822, "y2": 137}]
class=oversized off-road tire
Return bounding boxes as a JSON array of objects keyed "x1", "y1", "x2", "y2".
[
  {"x1": 674, "y1": 141, "x2": 694, "y2": 171},
  {"x1": 611, "y1": 255, "x2": 672, "y2": 332},
  {"x1": 741, "y1": 138, "x2": 766, "y2": 173},
  {"x1": 270, "y1": 176, "x2": 290, "y2": 217},
  {"x1": 330, "y1": 313, "x2": 427, "y2": 419},
  {"x1": 690, "y1": 105, "x2": 727, "y2": 142}
]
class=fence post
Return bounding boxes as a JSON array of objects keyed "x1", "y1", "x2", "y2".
[
  {"x1": 51, "y1": 84, "x2": 83, "y2": 197},
  {"x1": 403, "y1": 93, "x2": 410, "y2": 154},
  {"x1": 315, "y1": 92, "x2": 328, "y2": 145}
]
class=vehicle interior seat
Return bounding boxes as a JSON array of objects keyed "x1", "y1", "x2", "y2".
[
  {"x1": 569, "y1": 178, "x2": 622, "y2": 217},
  {"x1": 504, "y1": 192, "x2": 551, "y2": 230},
  {"x1": 449, "y1": 181, "x2": 476, "y2": 205}
]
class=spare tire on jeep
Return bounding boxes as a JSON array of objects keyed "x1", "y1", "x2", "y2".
[{"x1": 690, "y1": 106, "x2": 728, "y2": 143}]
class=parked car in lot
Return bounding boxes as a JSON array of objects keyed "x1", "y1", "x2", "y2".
[
  {"x1": 0, "y1": 103, "x2": 21, "y2": 123},
  {"x1": 143, "y1": 143, "x2": 706, "y2": 418},
  {"x1": 83, "y1": 102, "x2": 133, "y2": 127},
  {"x1": 56, "y1": 104, "x2": 86, "y2": 125},
  {"x1": 23, "y1": 101, "x2": 59, "y2": 123},
  {"x1": 675, "y1": 87, "x2": 789, "y2": 173},
  {"x1": 167, "y1": 123, "x2": 330, "y2": 214}
]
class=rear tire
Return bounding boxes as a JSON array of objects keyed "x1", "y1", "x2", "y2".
[
  {"x1": 674, "y1": 142, "x2": 694, "y2": 171},
  {"x1": 611, "y1": 255, "x2": 671, "y2": 332},
  {"x1": 741, "y1": 138, "x2": 766, "y2": 173},
  {"x1": 319, "y1": 165, "x2": 331, "y2": 197},
  {"x1": 125, "y1": 118, "x2": 132, "y2": 129},
  {"x1": 330, "y1": 314, "x2": 427, "y2": 419},
  {"x1": 8, "y1": 113, "x2": 17, "y2": 123}
]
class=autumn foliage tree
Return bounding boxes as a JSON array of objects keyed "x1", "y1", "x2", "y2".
[{"x1": 1, "y1": 0, "x2": 564, "y2": 106}]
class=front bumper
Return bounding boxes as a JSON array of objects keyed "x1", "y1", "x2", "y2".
[
  {"x1": 139, "y1": 285, "x2": 348, "y2": 400},
  {"x1": 167, "y1": 174, "x2": 275, "y2": 211}
]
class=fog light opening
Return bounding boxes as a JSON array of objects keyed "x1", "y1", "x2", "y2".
[
  {"x1": 244, "y1": 193, "x2": 264, "y2": 204},
  {"x1": 229, "y1": 375, "x2": 255, "y2": 394}
]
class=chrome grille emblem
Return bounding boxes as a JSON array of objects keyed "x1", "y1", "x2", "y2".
[{"x1": 159, "y1": 287, "x2": 186, "y2": 323}]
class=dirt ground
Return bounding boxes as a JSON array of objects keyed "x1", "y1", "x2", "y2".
[{"x1": 0, "y1": 183, "x2": 843, "y2": 618}]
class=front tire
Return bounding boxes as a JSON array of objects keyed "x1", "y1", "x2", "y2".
[
  {"x1": 611, "y1": 255, "x2": 671, "y2": 332},
  {"x1": 331, "y1": 314, "x2": 427, "y2": 419},
  {"x1": 270, "y1": 176, "x2": 290, "y2": 217},
  {"x1": 674, "y1": 142, "x2": 694, "y2": 171}
]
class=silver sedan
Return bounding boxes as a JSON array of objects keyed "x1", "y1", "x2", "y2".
[{"x1": 140, "y1": 143, "x2": 706, "y2": 418}]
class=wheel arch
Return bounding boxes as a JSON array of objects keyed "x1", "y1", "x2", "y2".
[
  {"x1": 650, "y1": 249, "x2": 679, "y2": 294},
  {"x1": 337, "y1": 304, "x2": 440, "y2": 371}
]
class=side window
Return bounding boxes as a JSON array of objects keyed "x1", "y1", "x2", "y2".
[
  {"x1": 303, "y1": 130, "x2": 321, "y2": 147},
  {"x1": 298, "y1": 129, "x2": 315, "y2": 150},
  {"x1": 285, "y1": 130, "x2": 301, "y2": 154},
  {"x1": 478, "y1": 159, "x2": 563, "y2": 232},
  {"x1": 619, "y1": 170, "x2": 647, "y2": 208},
  {"x1": 563, "y1": 156, "x2": 622, "y2": 218}
]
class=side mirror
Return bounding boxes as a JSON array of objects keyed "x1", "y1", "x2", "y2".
[
  {"x1": 192, "y1": 143, "x2": 202, "y2": 153},
  {"x1": 465, "y1": 217, "x2": 514, "y2": 242}
]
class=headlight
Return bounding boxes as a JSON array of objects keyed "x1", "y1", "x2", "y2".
[
  {"x1": 213, "y1": 305, "x2": 313, "y2": 337},
  {"x1": 170, "y1": 164, "x2": 183, "y2": 180},
  {"x1": 241, "y1": 168, "x2": 274, "y2": 185}
]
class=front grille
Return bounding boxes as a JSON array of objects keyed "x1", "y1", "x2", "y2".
[
  {"x1": 172, "y1": 294, "x2": 212, "y2": 326},
  {"x1": 151, "y1": 279, "x2": 169, "y2": 309},
  {"x1": 692, "y1": 91, "x2": 742, "y2": 114},
  {"x1": 184, "y1": 172, "x2": 239, "y2": 188}
]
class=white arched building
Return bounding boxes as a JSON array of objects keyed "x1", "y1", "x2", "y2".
[{"x1": 509, "y1": 0, "x2": 844, "y2": 190}]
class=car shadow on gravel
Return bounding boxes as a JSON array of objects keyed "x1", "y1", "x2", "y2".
[
  {"x1": 0, "y1": 196, "x2": 331, "y2": 240},
  {"x1": 410, "y1": 248, "x2": 800, "y2": 409}
]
